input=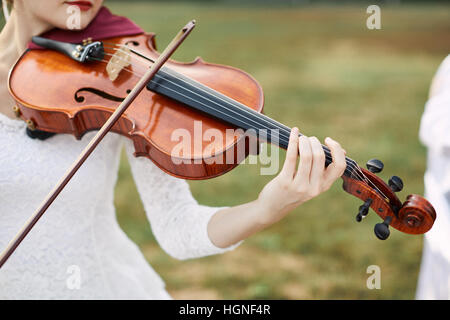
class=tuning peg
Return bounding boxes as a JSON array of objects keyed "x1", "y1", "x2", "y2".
[
  {"x1": 356, "y1": 198, "x2": 373, "y2": 222},
  {"x1": 374, "y1": 216, "x2": 392, "y2": 240},
  {"x1": 388, "y1": 176, "x2": 403, "y2": 192},
  {"x1": 366, "y1": 159, "x2": 384, "y2": 173}
]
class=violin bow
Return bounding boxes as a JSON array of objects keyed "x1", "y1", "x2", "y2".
[{"x1": 0, "y1": 20, "x2": 197, "y2": 268}]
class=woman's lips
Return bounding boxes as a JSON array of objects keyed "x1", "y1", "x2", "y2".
[{"x1": 65, "y1": 1, "x2": 93, "y2": 12}]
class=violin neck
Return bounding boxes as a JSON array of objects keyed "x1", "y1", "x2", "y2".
[{"x1": 147, "y1": 67, "x2": 359, "y2": 178}]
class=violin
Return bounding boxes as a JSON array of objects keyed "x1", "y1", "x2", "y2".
[{"x1": 7, "y1": 30, "x2": 436, "y2": 243}]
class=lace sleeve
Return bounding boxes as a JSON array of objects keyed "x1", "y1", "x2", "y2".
[{"x1": 124, "y1": 139, "x2": 241, "y2": 260}]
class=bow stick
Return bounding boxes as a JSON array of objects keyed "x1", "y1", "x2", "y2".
[{"x1": 0, "y1": 20, "x2": 196, "y2": 268}]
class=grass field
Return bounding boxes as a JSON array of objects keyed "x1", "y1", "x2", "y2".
[
  {"x1": 5, "y1": 1, "x2": 448, "y2": 299},
  {"x1": 107, "y1": 1, "x2": 450, "y2": 299}
]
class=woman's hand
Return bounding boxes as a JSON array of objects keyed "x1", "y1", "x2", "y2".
[
  {"x1": 256, "y1": 127, "x2": 347, "y2": 226},
  {"x1": 208, "y1": 127, "x2": 346, "y2": 248}
]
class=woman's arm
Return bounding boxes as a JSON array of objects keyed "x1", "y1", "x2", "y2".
[
  {"x1": 125, "y1": 139, "x2": 242, "y2": 260},
  {"x1": 125, "y1": 127, "x2": 346, "y2": 259},
  {"x1": 208, "y1": 128, "x2": 346, "y2": 248}
]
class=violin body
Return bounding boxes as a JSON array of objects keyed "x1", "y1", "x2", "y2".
[
  {"x1": 8, "y1": 32, "x2": 436, "y2": 239},
  {"x1": 9, "y1": 33, "x2": 264, "y2": 179}
]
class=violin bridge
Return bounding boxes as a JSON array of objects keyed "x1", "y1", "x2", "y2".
[{"x1": 106, "y1": 46, "x2": 132, "y2": 81}]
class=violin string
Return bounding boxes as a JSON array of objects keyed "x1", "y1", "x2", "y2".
[
  {"x1": 100, "y1": 46, "x2": 355, "y2": 163},
  {"x1": 91, "y1": 51, "x2": 384, "y2": 195},
  {"x1": 96, "y1": 67, "x2": 375, "y2": 195},
  {"x1": 103, "y1": 44, "x2": 156, "y2": 63},
  {"x1": 99, "y1": 46, "x2": 390, "y2": 199},
  {"x1": 90, "y1": 58, "x2": 384, "y2": 197},
  {"x1": 89, "y1": 56, "x2": 373, "y2": 187},
  {"x1": 103, "y1": 45, "x2": 139, "y2": 57},
  {"x1": 99, "y1": 49, "x2": 319, "y2": 148},
  {"x1": 100, "y1": 48, "x2": 355, "y2": 160},
  {"x1": 100, "y1": 46, "x2": 356, "y2": 161},
  {"x1": 155, "y1": 78, "x2": 375, "y2": 190},
  {"x1": 90, "y1": 54, "x2": 370, "y2": 182}
]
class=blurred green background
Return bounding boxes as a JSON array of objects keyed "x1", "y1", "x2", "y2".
[
  {"x1": 4, "y1": 0, "x2": 449, "y2": 299},
  {"x1": 105, "y1": 0, "x2": 449, "y2": 299},
  {"x1": 108, "y1": 1, "x2": 449, "y2": 299}
]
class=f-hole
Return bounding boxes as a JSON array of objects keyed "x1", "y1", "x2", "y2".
[{"x1": 74, "y1": 87, "x2": 128, "y2": 103}]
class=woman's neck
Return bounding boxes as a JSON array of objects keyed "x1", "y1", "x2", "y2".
[
  {"x1": 0, "y1": 7, "x2": 52, "y2": 67},
  {"x1": 0, "y1": 6, "x2": 52, "y2": 119}
]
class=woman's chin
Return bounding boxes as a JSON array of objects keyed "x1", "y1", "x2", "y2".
[
  {"x1": 44, "y1": 6, "x2": 100, "y2": 31},
  {"x1": 49, "y1": 17, "x2": 93, "y2": 31}
]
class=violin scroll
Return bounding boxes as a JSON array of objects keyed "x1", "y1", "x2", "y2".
[
  {"x1": 342, "y1": 159, "x2": 436, "y2": 240},
  {"x1": 397, "y1": 194, "x2": 436, "y2": 234}
]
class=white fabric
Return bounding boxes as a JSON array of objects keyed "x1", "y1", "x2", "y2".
[
  {"x1": 416, "y1": 55, "x2": 450, "y2": 299},
  {"x1": 0, "y1": 114, "x2": 240, "y2": 299}
]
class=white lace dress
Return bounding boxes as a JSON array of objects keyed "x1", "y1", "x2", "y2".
[{"x1": 0, "y1": 113, "x2": 240, "y2": 299}]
